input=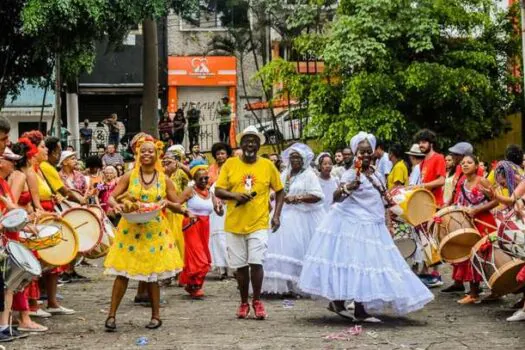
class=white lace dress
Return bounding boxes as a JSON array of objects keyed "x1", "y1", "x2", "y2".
[
  {"x1": 298, "y1": 168, "x2": 434, "y2": 315},
  {"x1": 262, "y1": 168, "x2": 325, "y2": 294}
]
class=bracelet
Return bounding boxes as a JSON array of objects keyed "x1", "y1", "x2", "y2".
[{"x1": 343, "y1": 184, "x2": 352, "y2": 195}]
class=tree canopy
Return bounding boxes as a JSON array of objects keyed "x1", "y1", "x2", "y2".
[{"x1": 266, "y1": 0, "x2": 522, "y2": 149}]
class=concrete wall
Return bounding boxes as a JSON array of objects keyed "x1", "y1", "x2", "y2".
[{"x1": 1, "y1": 108, "x2": 53, "y2": 141}]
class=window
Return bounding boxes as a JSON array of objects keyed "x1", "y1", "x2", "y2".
[{"x1": 180, "y1": 0, "x2": 249, "y2": 31}]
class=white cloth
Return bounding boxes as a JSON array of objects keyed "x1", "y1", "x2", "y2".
[
  {"x1": 318, "y1": 176, "x2": 339, "y2": 211},
  {"x1": 350, "y1": 131, "x2": 376, "y2": 154},
  {"x1": 331, "y1": 165, "x2": 346, "y2": 179},
  {"x1": 298, "y1": 168, "x2": 434, "y2": 315},
  {"x1": 262, "y1": 168, "x2": 325, "y2": 294},
  {"x1": 187, "y1": 191, "x2": 214, "y2": 216},
  {"x1": 282, "y1": 143, "x2": 315, "y2": 169},
  {"x1": 376, "y1": 153, "x2": 393, "y2": 178},
  {"x1": 209, "y1": 184, "x2": 228, "y2": 268},
  {"x1": 408, "y1": 164, "x2": 421, "y2": 186}
]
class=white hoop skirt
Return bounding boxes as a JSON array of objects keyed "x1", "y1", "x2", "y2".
[
  {"x1": 298, "y1": 208, "x2": 434, "y2": 315},
  {"x1": 263, "y1": 205, "x2": 324, "y2": 294}
]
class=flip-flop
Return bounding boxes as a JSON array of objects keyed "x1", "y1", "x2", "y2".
[
  {"x1": 145, "y1": 318, "x2": 162, "y2": 329},
  {"x1": 105, "y1": 317, "x2": 117, "y2": 332},
  {"x1": 327, "y1": 302, "x2": 357, "y2": 321}
]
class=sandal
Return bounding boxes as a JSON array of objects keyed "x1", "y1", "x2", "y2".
[
  {"x1": 327, "y1": 302, "x2": 356, "y2": 321},
  {"x1": 145, "y1": 317, "x2": 162, "y2": 329},
  {"x1": 18, "y1": 322, "x2": 48, "y2": 332},
  {"x1": 105, "y1": 316, "x2": 117, "y2": 332}
]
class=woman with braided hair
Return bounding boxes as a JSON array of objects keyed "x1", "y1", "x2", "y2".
[{"x1": 104, "y1": 136, "x2": 189, "y2": 331}]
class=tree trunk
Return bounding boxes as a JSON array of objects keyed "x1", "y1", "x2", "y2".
[{"x1": 142, "y1": 19, "x2": 159, "y2": 138}]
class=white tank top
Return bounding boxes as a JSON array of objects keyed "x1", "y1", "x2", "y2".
[{"x1": 187, "y1": 191, "x2": 214, "y2": 216}]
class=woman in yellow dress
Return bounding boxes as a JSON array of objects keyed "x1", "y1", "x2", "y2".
[{"x1": 104, "y1": 136, "x2": 188, "y2": 331}]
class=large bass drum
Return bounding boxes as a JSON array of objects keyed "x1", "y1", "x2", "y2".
[{"x1": 3, "y1": 241, "x2": 42, "y2": 292}]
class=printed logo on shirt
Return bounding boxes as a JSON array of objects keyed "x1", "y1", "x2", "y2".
[{"x1": 243, "y1": 174, "x2": 256, "y2": 192}]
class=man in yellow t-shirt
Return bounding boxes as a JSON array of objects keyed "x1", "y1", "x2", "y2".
[
  {"x1": 215, "y1": 126, "x2": 284, "y2": 320},
  {"x1": 387, "y1": 145, "x2": 408, "y2": 189}
]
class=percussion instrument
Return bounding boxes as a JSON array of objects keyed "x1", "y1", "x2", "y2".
[
  {"x1": 3, "y1": 241, "x2": 41, "y2": 292},
  {"x1": 55, "y1": 199, "x2": 80, "y2": 213},
  {"x1": 0, "y1": 209, "x2": 28, "y2": 231},
  {"x1": 431, "y1": 206, "x2": 481, "y2": 263},
  {"x1": 38, "y1": 217, "x2": 79, "y2": 268},
  {"x1": 471, "y1": 236, "x2": 525, "y2": 296},
  {"x1": 388, "y1": 187, "x2": 436, "y2": 226},
  {"x1": 391, "y1": 220, "x2": 417, "y2": 260},
  {"x1": 419, "y1": 227, "x2": 441, "y2": 267},
  {"x1": 83, "y1": 206, "x2": 115, "y2": 259},
  {"x1": 496, "y1": 210, "x2": 525, "y2": 259},
  {"x1": 19, "y1": 224, "x2": 62, "y2": 250},
  {"x1": 61, "y1": 208, "x2": 103, "y2": 254}
]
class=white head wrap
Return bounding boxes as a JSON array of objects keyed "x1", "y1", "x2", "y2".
[
  {"x1": 350, "y1": 131, "x2": 376, "y2": 154},
  {"x1": 281, "y1": 143, "x2": 314, "y2": 170},
  {"x1": 315, "y1": 152, "x2": 331, "y2": 167}
]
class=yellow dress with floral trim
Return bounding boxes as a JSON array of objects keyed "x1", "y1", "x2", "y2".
[
  {"x1": 168, "y1": 172, "x2": 186, "y2": 260},
  {"x1": 104, "y1": 168, "x2": 183, "y2": 281}
]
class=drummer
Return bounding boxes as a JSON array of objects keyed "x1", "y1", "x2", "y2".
[
  {"x1": 0, "y1": 145, "x2": 32, "y2": 341},
  {"x1": 447, "y1": 154, "x2": 497, "y2": 304}
]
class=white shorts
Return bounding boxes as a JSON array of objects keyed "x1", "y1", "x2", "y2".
[{"x1": 226, "y1": 230, "x2": 269, "y2": 268}]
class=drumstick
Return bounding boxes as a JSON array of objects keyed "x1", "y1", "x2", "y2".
[
  {"x1": 74, "y1": 221, "x2": 89, "y2": 230},
  {"x1": 473, "y1": 218, "x2": 498, "y2": 231}
]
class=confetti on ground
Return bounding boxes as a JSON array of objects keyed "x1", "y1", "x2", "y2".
[{"x1": 323, "y1": 325, "x2": 363, "y2": 340}]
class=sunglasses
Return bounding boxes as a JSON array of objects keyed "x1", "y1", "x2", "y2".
[{"x1": 199, "y1": 176, "x2": 210, "y2": 181}]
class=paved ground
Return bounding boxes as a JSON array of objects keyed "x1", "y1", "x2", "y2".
[{"x1": 9, "y1": 264, "x2": 525, "y2": 350}]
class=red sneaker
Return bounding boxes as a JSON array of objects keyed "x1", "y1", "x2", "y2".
[
  {"x1": 252, "y1": 299, "x2": 267, "y2": 320},
  {"x1": 191, "y1": 289, "x2": 204, "y2": 299},
  {"x1": 236, "y1": 303, "x2": 250, "y2": 319}
]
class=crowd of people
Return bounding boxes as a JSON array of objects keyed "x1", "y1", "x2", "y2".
[{"x1": 1, "y1": 116, "x2": 525, "y2": 343}]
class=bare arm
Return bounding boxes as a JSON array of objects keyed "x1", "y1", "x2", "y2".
[
  {"x1": 285, "y1": 194, "x2": 321, "y2": 204},
  {"x1": 8, "y1": 171, "x2": 26, "y2": 204},
  {"x1": 165, "y1": 177, "x2": 188, "y2": 214},
  {"x1": 109, "y1": 172, "x2": 131, "y2": 204},
  {"x1": 177, "y1": 162, "x2": 191, "y2": 179},
  {"x1": 58, "y1": 187, "x2": 86, "y2": 205},
  {"x1": 421, "y1": 176, "x2": 445, "y2": 190},
  {"x1": 271, "y1": 189, "x2": 285, "y2": 232}
]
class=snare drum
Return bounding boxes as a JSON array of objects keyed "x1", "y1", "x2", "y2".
[
  {"x1": 392, "y1": 221, "x2": 417, "y2": 260},
  {"x1": 3, "y1": 241, "x2": 42, "y2": 292},
  {"x1": 19, "y1": 225, "x2": 62, "y2": 250},
  {"x1": 37, "y1": 217, "x2": 79, "y2": 268},
  {"x1": 1, "y1": 209, "x2": 28, "y2": 231},
  {"x1": 496, "y1": 210, "x2": 525, "y2": 259},
  {"x1": 431, "y1": 206, "x2": 481, "y2": 263},
  {"x1": 389, "y1": 187, "x2": 436, "y2": 226},
  {"x1": 471, "y1": 236, "x2": 525, "y2": 296},
  {"x1": 61, "y1": 208, "x2": 103, "y2": 254}
]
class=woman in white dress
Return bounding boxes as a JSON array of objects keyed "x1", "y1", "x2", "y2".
[
  {"x1": 298, "y1": 132, "x2": 434, "y2": 322},
  {"x1": 316, "y1": 153, "x2": 339, "y2": 211},
  {"x1": 262, "y1": 143, "x2": 325, "y2": 295}
]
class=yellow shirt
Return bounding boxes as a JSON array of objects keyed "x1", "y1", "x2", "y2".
[
  {"x1": 40, "y1": 161, "x2": 65, "y2": 193},
  {"x1": 36, "y1": 173, "x2": 54, "y2": 201},
  {"x1": 387, "y1": 160, "x2": 408, "y2": 190},
  {"x1": 216, "y1": 157, "x2": 283, "y2": 234}
]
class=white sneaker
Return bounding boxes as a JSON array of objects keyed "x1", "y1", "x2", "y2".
[
  {"x1": 45, "y1": 306, "x2": 76, "y2": 315},
  {"x1": 507, "y1": 309, "x2": 525, "y2": 322},
  {"x1": 29, "y1": 309, "x2": 52, "y2": 318}
]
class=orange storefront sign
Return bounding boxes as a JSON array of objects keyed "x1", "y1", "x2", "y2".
[{"x1": 168, "y1": 56, "x2": 237, "y2": 86}]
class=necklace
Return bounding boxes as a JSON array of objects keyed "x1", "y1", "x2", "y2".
[{"x1": 140, "y1": 168, "x2": 157, "y2": 186}]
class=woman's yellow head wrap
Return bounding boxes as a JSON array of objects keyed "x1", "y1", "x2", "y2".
[
  {"x1": 134, "y1": 135, "x2": 165, "y2": 172},
  {"x1": 189, "y1": 159, "x2": 209, "y2": 178}
]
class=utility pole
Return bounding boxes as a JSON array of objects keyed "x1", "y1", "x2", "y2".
[{"x1": 54, "y1": 52, "x2": 61, "y2": 137}]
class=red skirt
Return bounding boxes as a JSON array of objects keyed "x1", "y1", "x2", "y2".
[
  {"x1": 179, "y1": 216, "x2": 211, "y2": 288},
  {"x1": 453, "y1": 211, "x2": 497, "y2": 283}
]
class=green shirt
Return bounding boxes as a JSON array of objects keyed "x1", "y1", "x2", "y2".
[{"x1": 217, "y1": 104, "x2": 232, "y2": 124}]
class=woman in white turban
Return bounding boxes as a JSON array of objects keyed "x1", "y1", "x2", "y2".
[
  {"x1": 298, "y1": 132, "x2": 433, "y2": 321},
  {"x1": 262, "y1": 143, "x2": 325, "y2": 295}
]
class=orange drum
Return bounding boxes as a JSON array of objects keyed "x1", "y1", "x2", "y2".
[
  {"x1": 431, "y1": 206, "x2": 481, "y2": 263},
  {"x1": 471, "y1": 236, "x2": 525, "y2": 296},
  {"x1": 37, "y1": 217, "x2": 79, "y2": 269}
]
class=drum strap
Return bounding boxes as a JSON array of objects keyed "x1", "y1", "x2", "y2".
[{"x1": 364, "y1": 173, "x2": 394, "y2": 207}]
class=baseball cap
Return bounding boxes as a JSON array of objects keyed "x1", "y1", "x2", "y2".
[
  {"x1": 1, "y1": 147, "x2": 22, "y2": 161},
  {"x1": 448, "y1": 142, "x2": 473, "y2": 156}
]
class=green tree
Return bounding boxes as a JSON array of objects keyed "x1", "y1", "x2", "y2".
[{"x1": 302, "y1": 0, "x2": 521, "y2": 149}]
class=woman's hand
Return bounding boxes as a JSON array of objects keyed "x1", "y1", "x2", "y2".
[
  {"x1": 113, "y1": 203, "x2": 125, "y2": 215},
  {"x1": 345, "y1": 180, "x2": 360, "y2": 192},
  {"x1": 480, "y1": 185, "x2": 495, "y2": 200},
  {"x1": 0, "y1": 195, "x2": 17, "y2": 211},
  {"x1": 466, "y1": 207, "x2": 479, "y2": 218},
  {"x1": 284, "y1": 195, "x2": 296, "y2": 204}
]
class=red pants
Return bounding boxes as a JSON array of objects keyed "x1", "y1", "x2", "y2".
[
  {"x1": 179, "y1": 216, "x2": 211, "y2": 288},
  {"x1": 452, "y1": 211, "x2": 496, "y2": 283}
]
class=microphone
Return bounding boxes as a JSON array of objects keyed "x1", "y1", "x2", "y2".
[{"x1": 236, "y1": 191, "x2": 257, "y2": 207}]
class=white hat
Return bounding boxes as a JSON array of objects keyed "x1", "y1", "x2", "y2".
[
  {"x1": 406, "y1": 144, "x2": 424, "y2": 157},
  {"x1": 58, "y1": 150, "x2": 76, "y2": 167},
  {"x1": 236, "y1": 125, "x2": 266, "y2": 145},
  {"x1": 167, "y1": 144, "x2": 185, "y2": 154}
]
